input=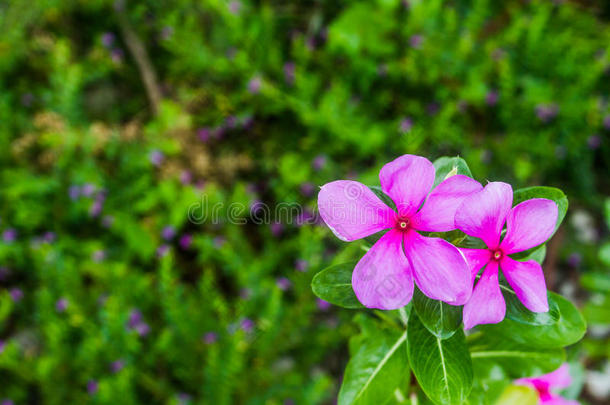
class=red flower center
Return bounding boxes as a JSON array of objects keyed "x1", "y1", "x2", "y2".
[
  {"x1": 492, "y1": 249, "x2": 503, "y2": 261},
  {"x1": 395, "y1": 216, "x2": 411, "y2": 232}
]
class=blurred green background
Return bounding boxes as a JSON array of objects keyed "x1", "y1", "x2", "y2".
[{"x1": 0, "y1": 0, "x2": 609, "y2": 404}]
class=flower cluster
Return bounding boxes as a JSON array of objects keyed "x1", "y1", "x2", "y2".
[{"x1": 318, "y1": 154, "x2": 558, "y2": 328}]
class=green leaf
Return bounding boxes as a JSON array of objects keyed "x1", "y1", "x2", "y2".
[
  {"x1": 481, "y1": 292, "x2": 586, "y2": 349},
  {"x1": 494, "y1": 385, "x2": 539, "y2": 405},
  {"x1": 368, "y1": 185, "x2": 397, "y2": 211},
  {"x1": 311, "y1": 262, "x2": 364, "y2": 309},
  {"x1": 509, "y1": 244, "x2": 546, "y2": 265},
  {"x1": 512, "y1": 186, "x2": 568, "y2": 233},
  {"x1": 412, "y1": 287, "x2": 462, "y2": 339},
  {"x1": 407, "y1": 313, "x2": 473, "y2": 405},
  {"x1": 432, "y1": 157, "x2": 473, "y2": 187},
  {"x1": 469, "y1": 333, "x2": 565, "y2": 377},
  {"x1": 339, "y1": 324, "x2": 409, "y2": 405}
]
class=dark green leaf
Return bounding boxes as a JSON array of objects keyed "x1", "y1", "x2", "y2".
[
  {"x1": 407, "y1": 313, "x2": 473, "y2": 405},
  {"x1": 512, "y1": 186, "x2": 568, "y2": 233},
  {"x1": 412, "y1": 287, "x2": 462, "y2": 339},
  {"x1": 432, "y1": 157, "x2": 473, "y2": 188},
  {"x1": 501, "y1": 281, "x2": 560, "y2": 326},
  {"x1": 311, "y1": 262, "x2": 364, "y2": 309},
  {"x1": 339, "y1": 321, "x2": 409, "y2": 405},
  {"x1": 368, "y1": 185, "x2": 397, "y2": 211},
  {"x1": 481, "y1": 292, "x2": 586, "y2": 349}
]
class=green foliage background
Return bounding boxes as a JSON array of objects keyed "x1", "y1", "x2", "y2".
[{"x1": 0, "y1": 0, "x2": 609, "y2": 403}]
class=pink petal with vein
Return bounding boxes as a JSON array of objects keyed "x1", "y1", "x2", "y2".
[
  {"x1": 463, "y1": 261, "x2": 505, "y2": 329},
  {"x1": 460, "y1": 248, "x2": 491, "y2": 283},
  {"x1": 318, "y1": 180, "x2": 394, "y2": 241},
  {"x1": 352, "y1": 229, "x2": 414, "y2": 309},
  {"x1": 403, "y1": 231, "x2": 472, "y2": 305},
  {"x1": 500, "y1": 198, "x2": 558, "y2": 254},
  {"x1": 501, "y1": 257, "x2": 549, "y2": 312},
  {"x1": 412, "y1": 175, "x2": 483, "y2": 232},
  {"x1": 379, "y1": 155, "x2": 435, "y2": 217}
]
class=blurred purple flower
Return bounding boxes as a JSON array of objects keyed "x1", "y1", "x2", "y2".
[
  {"x1": 306, "y1": 36, "x2": 316, "y2": 51},
  {"x1": 179, "y1": 234, "x2": 192, "y2": 249},
  {"x1": 203, "y1": 332, "x2": 218, "y2": 344},
  {"x1": 284, "y1": 400, "x2": 296, "y2": 405},
  {"x1": 248, "y1": 76, "x2": 262, "y2": 94},
  {"x1": 87, "y1": 380, "x2": 98, "y2": 395},
  {"x1": 1, "y1": 399, "x2": 14, "y2": 405},
  {"x1": 0, "y1": 267, "x2": 9, "y2": 281},
  {"x1": 535, "y1": 103, "x2": 559, "y2": 123},
  {"x1": 427, "y1": 102, "x2": 440, "y2": 115},
  {"x1": 603, "y1": 115, "x2": 610, "y2": 130},
  {"x1": 240, "y1": 318, "x2": 255, "y2": 333},
  {"x1": 162, "y1": 226, "x2": 176, "y2": 241},
  {"x1": 276, "y1": 277, "x2": 291, "y2": 291},
  {"x1": 110, "y1": 359, "x2": 125, "y2": 373},
  {"x1": 160, "y1": 26, "x2": 173, "y2": 41},
  {"x1": 312, "y1": 155, "x2": 327, "y2": 171},
  {"x1": 101, "y1": 32, "x2": 115, "y2": 47},
  {"x1": 317, "y1": 298, "x2": 331, "y2": 311},
  {"x1": 197, "y1": 128, "x2": 211, "y2": 142},
  {"x1": 399, "y1": 117, "x2": 413, "y2": 134},
  {"x1": 567, "y1": 252, "x2": 582, "y2": 268},
  {"x1": 3, "y1": 229, "x2": 16, "y2": 243},
  {"x1": 82, "y1": 183, "x2": 96, "y2": 198},
  {"x1": 213, "y1": 236, "x2": 226, "y2": 248},
  {"x1": 56, "y1": 298, "x2": 69, "y2": 313},
  {"x1": 43, "y1": 231, "x2": 56, "y2": 243},
  {"x1": 0, "y1": 340, "x2": 5, "y2": 354},
  {"x1": 296, "y1": 209, "x2": 315, "y2": 227},
  {"x1": 270, "y1": 222, "x2": 284, "y2": 237},
  {"x1": 127, "y1": 309, "x2": 143, "y2": 329},
  {"x1": 9, "y1": 288, "x2": 23, "y2": 302},
  {"x1": 240, "y1": 288, "x2": 252, "y2": 299},
  {"x1": 225, "y1": 116, "x2": 238, "y2": 129},
  {"x1": 157, "y1": 244, "x2": 170, "y2": 258},
  {"x1": 180, "y1": 170, "x2": 192, "y2": 185},
  {"x1": 102, "y1": 215, "x2": 114, "y2": 228},
  {"x1": 111, "y1": 48, "x2": 124, "y2": 64},
  {"x1": 69, "y1": 185, "x2": 81, "y2": 200},
  {"x1": 177, "y1": 393, "x2": 192, "y2": 405},
  {"x1": 229, "y1": 0, "x2": 241, "y2": 14},
  {"x1": 92, "y1": 250, "x2": 106, "y2": 262},
  {"x1": 588, "y1": 134, "x2": 601, "y2": 149},
  {"x1": 213, "y1": 126, "x2": 226, "y2": 140},
  {"x1": 410, "y1": 34, "x2": 423, "y2": 49},
  {"x1": 149, "y1": 150, "x2": 164, "y2": 166},
  {"x1": 242, "y1": 115, "x2": 254, "y2": 130},
  {"x1": 89, "y1": 199, "x2": 103, "y2": 217},
  {"x1": 284, "y1": 62, "x2": 295, "y2": 84},
  {"x1": 485, "y1": 90, "x2": 499, "y2": 106},
  {"x1": 492, "y1": 48, "x2": 506, "y2": 61},
  {"x1": 135, "y1": 322, "x2": 150, "y2": 336},
  {"x1": 300, "y1": 182, "x2": 315, "y2": 197},
  {"x1": 295, "y1": 259, "x2": 308, "y2": 272},
  {"x1": 401, "y1": 0, "x2": 411, "y2": 9}
]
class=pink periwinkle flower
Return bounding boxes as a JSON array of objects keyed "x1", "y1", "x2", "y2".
[
  {"x1": 318, "y1": 155, "x2": 481, "y2": 309},
  {"x1": 455, "y1": 182, "x2": 558, "y2": 329},
  {"x1": 514, "y1": 364, "x2": 578, "y2": 405}
]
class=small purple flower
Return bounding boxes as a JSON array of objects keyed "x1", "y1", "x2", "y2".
[
  {"x1": 212, "y1": 126, "x2": 225, "y2": 140},
  {"x1": 317, "y1": 298, "x2": 331, "y2": 311},
  {"x1": 127, "y1": 309, "x2": 143, "y2": 329},
  {"x1": 312, "y1": 155, "x2": 327, "y2": 171},
  {"x1": 1, "y1": 399, "x2": 14, "y2": 405},
  {"x1": 82, "y1": 183, "x2": 96, "y2": 197},
  {"x1": 157, "y1": 244, "x2": 170, "y2": 258},
  {"x1": 284, "y1": 62, "x2": 295, "y2": 84},
  {"x1": 306, "y1": 36, "x2": 316, "y2": 51},
  {"x1": 111, "y1": 48, "x2": 124, "y2": 64},
  {"x1": 9, "y1": 288, "x2": 23, "y2": 302},
  {"x1": 110, "y1": 359, "x2": 125, "y2": 373},
  {"x1": 240, "y1": 318, "x2": 255, "y2": 333},
  {"x1": 535, "y1": 103, "x2": 559, "y2": 123},
  {"x1": 92, "y1": 250, "x2": 106, "y2": 262},
  {"x1": 399, "y1": 117, "x2": 413, "y2": 134},
  {"x1": 56, "y1": 298, "x2": 69, "y2": 312},
  {"x1": 242, "y1": 115, "x2": 254, "y2": 130},
  {"x1": 87, "y1": 380, "x2": 98, "y2": 395},
  {"x1": 426, "y1": 102, "x2": 440, "y2": 115},
  {"x1": 0, "y1": 340, "x2": 5, "y2": 353},
  {"x1": 2, "y1": 229, "x2": 16, "y2": 243},
  {"x1": 160, "y1": 26, "x2": 173, "y2": 41},
  {"x1": 409, "y1": 34, "x2": 424, "y2": 49},
  {"x1": 43, "y1": 231, "x2": 56, "y2": 243},
  {"x1": 197, "y1": 128, "x2": 211, "y2": 142},
  {"x1": 401, "y1": 0, "x2": 411, "y2": 9},
  {"x1": 180, "y1": 171, "x2": 192, "y2": 185},
  {"x1": 295, "y1": 209, "x2": 315, "y2": 227},
  {"x1": 135, "y1": 322, "x2": 150, "y2": 336},
  {"x1": 177, "y1": 393, "x2": 192, "y2": 405},
  {"x1": 213, "y1": 236, "x2": 226, "y2": 248},
  {"x1": 149, "y1": 150, "x2": 164, "y2": 166},
  {"x1": 161, "y1": 226, "x2": 176, "y2": 241},
  {"x1": 240, "y1": 288, "x2": 252, "y2": 299},
  {"x1": 247, "y1": 76, "x2": 262, "y2": 94},
  {"x1": 603, "y1": 115, "x2": 610, "y2": 130},
  {"x1": 101, "y1": 32, "x2": 115, "y2": 47},
  {"x1": 588, "y1": 134, "x2": 601, "y2": 149},
  {"x1": 276, "y1": 277, "x2": 291, "y2": 291},
  {"x1": 300, "y1": 182, "x2": 315, "y2": 197},
  {"x1": 270, "y1": 222, "x2": 284, "y2": 237},
  {"x1": 203, "y1": 332, "x2": 218, "y2": 344},
  {"x1": 485, "y1": 90, "x2": 499, "y2": 106},
  {"x1": 179, "y1": 234, "x2": 192, "y2": 249},
  {"x1": 225, "y1": 116, "x2": 238, "y2": 129},
  {"x1": 228, "y1": 0, "x2": 241, "y2": 14},
  {"x1": 69, "y1": 185, "x2": 80, "y2": 200},
  {"x1": 295, "y1": 259, "x2": 308, "y2": 272},
  {"x1": 0, "y1": 267, "x2": 9, "y2": 281},
  {"x1": 567, "y1": 253, "x2": 582, "y2": 268},
  {"x1": 102, "y1": 215, "x2": 115, "y2": 228},
  {"x1": 89, "y1": 199, "x2": 103, "y2": 217}
]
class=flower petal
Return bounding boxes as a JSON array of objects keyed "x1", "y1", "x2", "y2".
[
  {"x1": 500, "y1": 199, "x2": 558, "y2": 254},
  {"x1": 460, "y1": 248, "x2": 491, "y2": 284},
  {"x1": 352, "y1": 229, "x2": 414, "y2": 309},
  {"x1": 455, "y1": 182, "x2": 513, "y2": 249},
  {"x1": 318, "y1": 180, "x2": 394, "y2": 241},
  {"x1": 403, "y1": 231, "x2": 472, "y2": 305},
  {"x1": 501, "y1": 257, "x2": 549, "y2": 312},
  {"x1": 463, "y1": 261, "x2": 506, "y2": 330},
  {"x1": 412, "y1": 175, "x2": 483, "y2": 232},
  {"x1": 379, "y1": 155, "x2": 435, "y2": 217}
]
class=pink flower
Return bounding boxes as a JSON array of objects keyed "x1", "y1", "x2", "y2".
[
  {"x1": 514, "y1": 364, "x2": 578, "y2": 405},
  {"x1": 455, "y1": 182, "x2": 558, "y2": 329},
  {"x1": 318, "y1": 155, "x2": 482, "y2": 309}
]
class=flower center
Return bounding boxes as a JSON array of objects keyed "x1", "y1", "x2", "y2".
[
  {"x1": 492, "y1": 249, "x2": 503, "y2": 261},
  {"x1": 395, "y1": 216, "x2": 411, "y2": 232}
]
